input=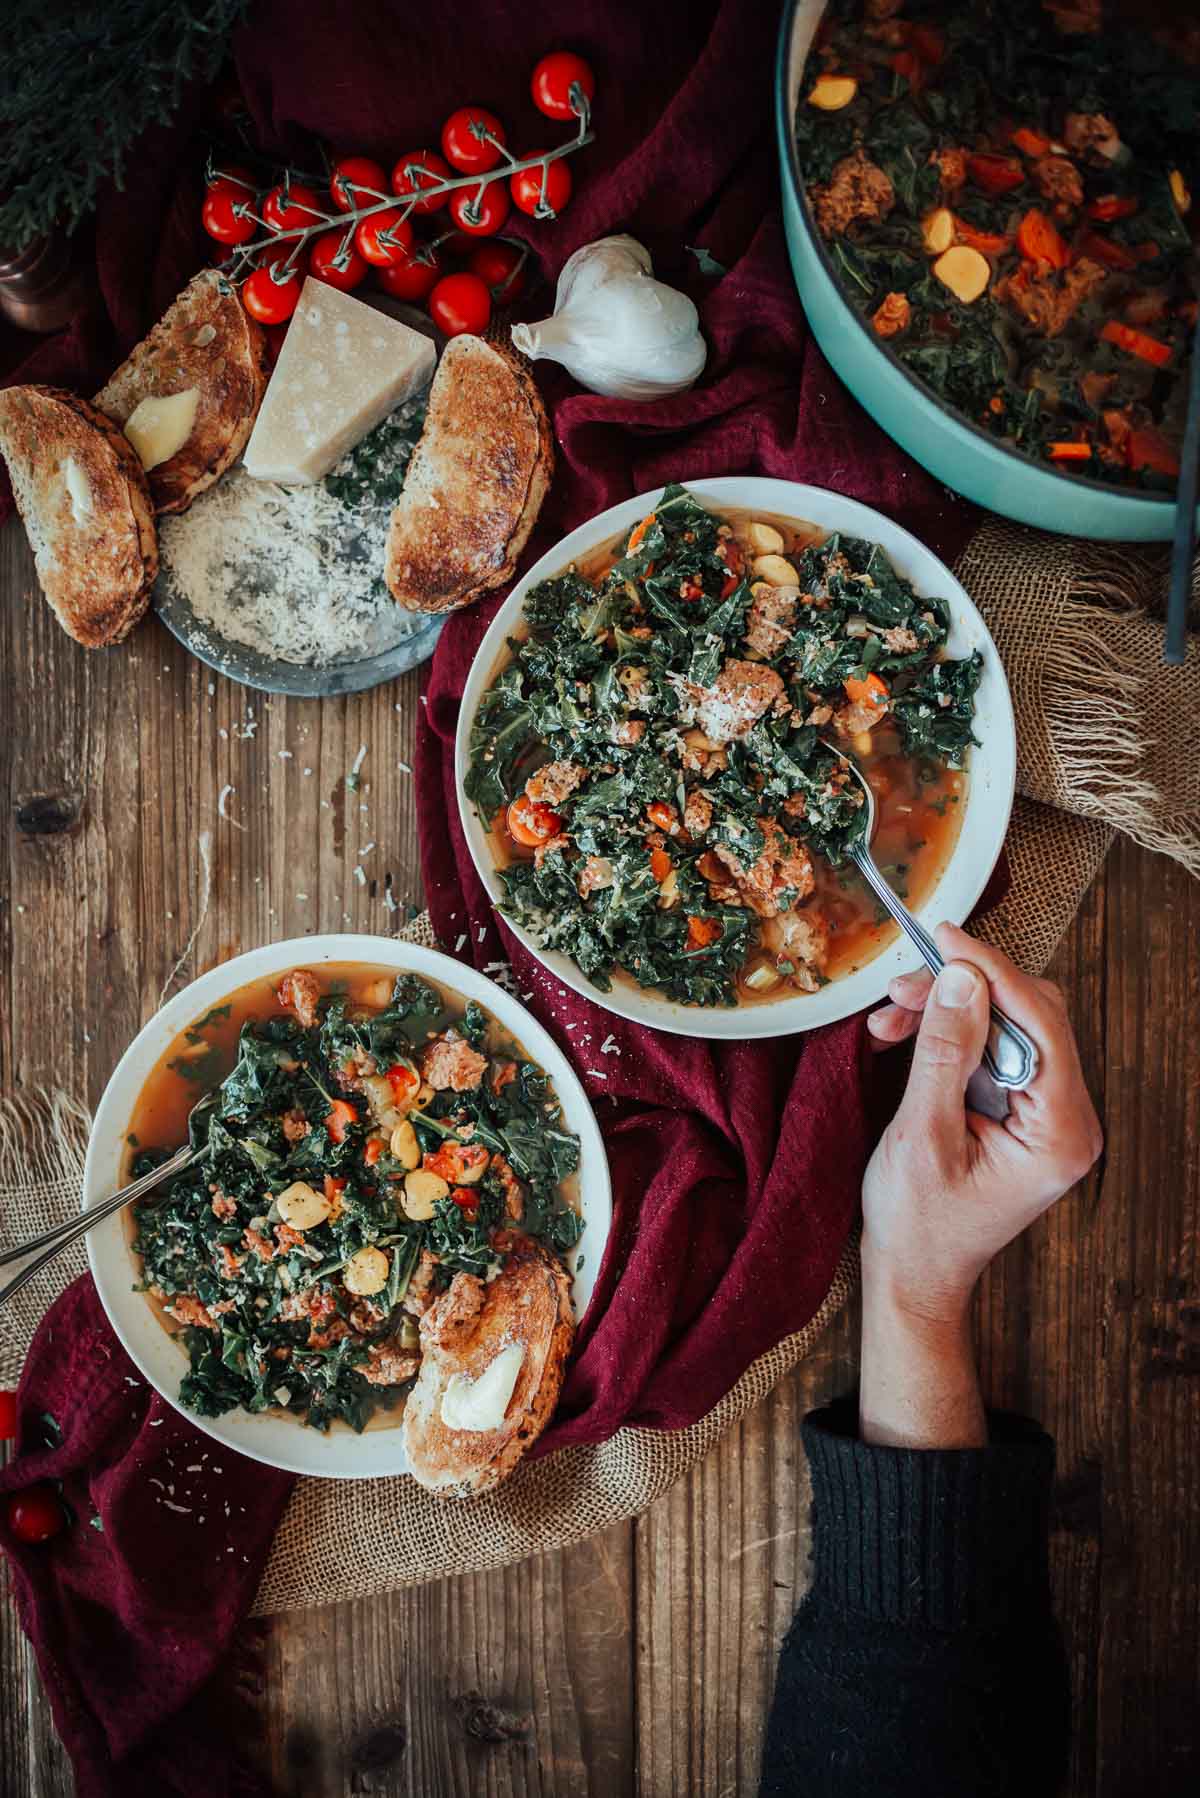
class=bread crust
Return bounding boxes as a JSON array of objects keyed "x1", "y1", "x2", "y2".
[
  {"x1": 385, "y1": 335, "x2": 554, "y2": 615},
  {"x1": 94, "y1": 269, "x2": 269, "y2": 515},
  {"x1": 0, "y1": 384, "x2": 157, "y2": 647},
  {"x1": 402, "y1": 1236, "x2": 575, "y2": 1497}
]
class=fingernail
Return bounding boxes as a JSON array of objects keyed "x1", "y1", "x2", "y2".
[{"x1": 934, "y1": 963, "x2": 977, "y2": 1008}]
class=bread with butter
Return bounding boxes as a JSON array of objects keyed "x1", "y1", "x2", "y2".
[
  {"x1": 385, "y1": 334, "x2": 554, "y2": 614},
  {"x1": 94, "y1": 269, "x2": 269, "y2": 515},
  {"x1": 402, "y1": 1234, "x2": 574, "y2": 1497},
  {"x1": 0, "y1": 384, "x2": 158, "y2": 648}
]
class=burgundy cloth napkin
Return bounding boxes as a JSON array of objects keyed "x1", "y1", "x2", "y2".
[{"x1": 0, "y1": 1, "x2": 987, "y2": 1792}]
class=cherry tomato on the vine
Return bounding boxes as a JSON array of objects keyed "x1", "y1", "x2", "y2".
[
  {"x1": 467, "y1": 240, "x2": 527, "y2": 303},
  {"x1": 206, "y1": 163, "x2": 257, "y2": 200},
  {"x1": 330, "y1": 154, "x2": 389, "y2": 212},
  {"x1": 428, "y1": 271, "x2": 492, "y2": 337},
  {"x1": 391, "y1": 149, "x2": 453, "y2": 213},
  {"x1": 5, "y1": 1484, "x2": 66, "y2": 1545},
  {"x1": 262, "y1": 182, "x2": 326, "y2": 233},
  {"x1": 201, "y1": 188, "x2": 255, "y2": 245},
  {"x1": 530, "y1": 50, "x2": 596, "y2": 121},
  {"x1": 355, "y1": 206, "x2": 415, "y2": 267},
  {"x1": 441, "y1": 106, "x2": 507, "y2": 175},
  {"x1": 510, "y1": 154, "x2": 572, "y2": 218},
  {"x1": 242, "y1": 264, "x2": 303, "y2": 324},
  {"x1": 448, "y1": 181, "x2": 510, "y2": 237},
  {"x1": 374, "y1": 243, "x2": 444, "y2": 301},
  {"x1": 308, "y1": 231, "x2": 368, "y2": 291}
]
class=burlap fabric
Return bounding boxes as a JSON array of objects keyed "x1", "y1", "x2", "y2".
[{"x1": 1, "y1": 526, "x2": 1194, "y2": 1615}]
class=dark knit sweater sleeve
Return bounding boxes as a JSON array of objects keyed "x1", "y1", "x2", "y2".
[{"x1": 759, "y1": 1400, "x2": 1068, "y2": 1798}]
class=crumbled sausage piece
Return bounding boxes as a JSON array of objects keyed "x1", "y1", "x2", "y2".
[
  {"x1": 812, "y1": 149, "x2": 895, "y2": 238},
  {"x1": 685, "y1": 659, "x2": 787, "y2": 745},
  {"x1": 525, "y1": 760, "x2": 586, "y2": 806},
  {"x1": 872, "y1": 291, "x2": 911, "y2": 338},
  {"x1": 165, "y1": 1293, "x2": 217, "y2": 1330},
  {"x1": 277, "y1": 970, "x2": 320, "y2": 1029},
  {"x1": 881, "y1": 625, "x2": 920, "y2": 653},
  {"x1": 211, "y1": 1192, "x2": 237, "y2": 1220},
  {"x1": 932, "y1": 148, "x2": 968, "y2": 195},
  {"x1": 491, "y1": 1153, "x2": 525, "y2": 1223},
  {"x1": 577, "y1": 856, "x2": 615, "y2": 897},
  {"x1": 1046, "y1": 0, "x2": 1102, "y2": 35},
  {"x1": 533, "y1": 833, "x2": 569, "y2": 869},
  {"x1": 1062, "y1": 111, "x2": 1121, "y2": 162},
  {"x1": 403, "y1": 1251, "x2": 440, "y2": 1318},
  {"x1": 762, "y1": 905, "x2": 831, "y2": 987},
  {"x1": 683, "y1": 789, "x2": 713, "y2": 837},
  {"x1": 611, "y1": 719, "x2": 645, "y2": 746},
  {"x1": 359, "y1": 1341, "x2": 421, "y2": 1387},
  {"x1": 275, "y1": 1223, "x2": 306, "y2": 1252},
  {"x1": 805, "y1": 703, "x2": 834, "y2": 727},
  {"x1": 713, "y1": 820, "x2": 815, "y2": 918},
  {"x1": 745, "y1": 585, "x2": 798, "y2": 658},
  {"x1": 1031, "y1": 155, "x2": 1083, "y2": 209},
  {"x1": 244, "y1": 1226, "x2": 277, "y2": 1262},
  {"x1": 995, "y1": 256, "x2": 1106, "y2": 336},
  {"x1": 421, "y1": 1031, "x2": 488, "y2": 1093},
  {"x1": 281, "y1": 1107, "x2": 310, "y2": 1143}
]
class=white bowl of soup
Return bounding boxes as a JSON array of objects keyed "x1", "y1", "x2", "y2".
[
  {"x1": 456, "y1": 477, "x2": 1015, "y2": 1040},
  {"x1": 84, "y1": 936, "x2": 611, "y2": 1479}
]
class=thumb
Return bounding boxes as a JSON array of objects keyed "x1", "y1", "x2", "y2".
[{"x1": 901, "y1": 959, "x2": 990, "y2": 1130}]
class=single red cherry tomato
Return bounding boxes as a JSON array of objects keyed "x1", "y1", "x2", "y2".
[
  {"x1": 0, "y1": 1389, "x2": 17, "y2": 1440},
  {"x1": 6, "y1": 1483, "x2": 66, "y2": 1545},
  {"x1": 390, "y1": 149, "x2": 453, "y2": 213},
  {"x1": 262, "y1": 182, "x2": 326, "y2": 233},
  {"x1": 206, "y1": 162, "x2": 257, "y2": 200},
  {"x1": 308, "y1": 231, "x2": 368, "y2": 291},
  {"x1": 201, "y1": 188, "x2": 256, "y2": 245},
  {"x1": 441, "y1": 106, "x2": 507, "y2": 175},
  {"x1": 330, "y1": 154, "x2": 389, "y2": 212},
  {"x1": 448, "y1": 182, "x2": 511, "y2": 237},
  {"x1": 242, "y1": 264, "x2": 303, "y2": 324},
  {"x1": 510, "y1": 154, "x2": 572, "y2": 218},
  {"x1": 355, "y1": 206, "x2": 415, "y2": 267},
  {"x1": 428, "y1": 271, "x2": 492, "y2": 337},
  {"x1": 467, "y1": 240, "x2": 527, "y2": 303},
  {"x1": 375, "y1": 243, "x2": 444, "y2": 301},
  {"x1": 448, "y1": 1187, "x2": 479, "y2": 1217},
  {"x1": 530, "y1": 50, "x2": 596, "y2": 121}
]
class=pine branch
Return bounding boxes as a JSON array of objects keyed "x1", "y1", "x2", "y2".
[{"x1": 0, "y1": 0, "x2": 249, "y2": 251}]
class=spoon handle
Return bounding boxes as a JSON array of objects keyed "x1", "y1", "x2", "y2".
[
  {"x1": 850, "y1": 848, "x2": 1039, "y2": 1106},
  {"x1": 0, "y1": 1143, "x2": 196, "y2": 1310}
]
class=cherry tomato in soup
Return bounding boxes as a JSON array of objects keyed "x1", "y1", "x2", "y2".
[
  {"x1": 375, "y1": 243, "x2": 444, "y2": 301},
  {"x1": 467, "y1": 240, "x2": 527, "y2": 302},
  {"x1": 428, "y1": 272, "x2": 492, "y2": 337},
  {"x1": 505, "y1": 796, "x2": 563, "y2": 846},
  {"x1": 330, "y1": 154, "x2": 388, "y2": 212},
  {"x1": 206, "y1": 162, "x2": 256, "y2": 199},
  {"x1": 308, "y1": 231, "x2": 368, "y2": 291},
  {"x1": 390, "y1": 149, "x2": 452, "y2": 213},
  {"x1": 530, "y1": 50, "x2": 596, "y2": 121},
  {"x1": 448, "y1": 181, "x2": 510, "y2": 236},
  {"x1": 510, "y1": 154, "x2": 572, "y2": 218},
  {"x1": 201, "y1": 188, "x2": 255, "y2": 245},
  {"x1": 262, "y1": 182, "x2": 326, "y2": 233},
  {"x1": 6, "y1": 1483, "x2": 66, "y2": 1545},
  {"x1": 441, "y1": 106, "x2": 506, "y2": 175},
  {"x1": 242, "y1": 264, "x2": 303, "y2": 324},
  {"x1": 355, "y1": 206, "x2": 415, "y2": 266}
]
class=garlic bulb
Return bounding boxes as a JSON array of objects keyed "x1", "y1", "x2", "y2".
[{"x1": 511, "y1": 235, "x2": 707, "y2": 401}]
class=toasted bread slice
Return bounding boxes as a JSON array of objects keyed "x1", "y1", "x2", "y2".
[
  {"x1": 402, "y1": 1236, "x2": 574, "y2": 1497},
  {"x1": 0, "y1": 385, "x2": 158, "y2": 647},
  {"x1": 385, "y1": 334, "x2": 553, "y2": 614},
  {"x1": 94, "y1": 269, "x2": 269, "y2": 515}
]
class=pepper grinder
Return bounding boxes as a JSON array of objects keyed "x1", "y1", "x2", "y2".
[{"x1": 0, "y1": 230, "x2": 95, "y2": 334}]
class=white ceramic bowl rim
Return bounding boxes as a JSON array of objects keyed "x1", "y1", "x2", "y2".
[
  {"x1": 455, "y1": 476, "x2": 1017, "y2": 1040},
  {"x1": 84, "y1": 934, "x2": 612, "y2": 1480}
]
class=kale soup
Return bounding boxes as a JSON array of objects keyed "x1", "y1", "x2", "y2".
[
  {"x1": 465, "y1": 480, "x2": 976, "y2": 1008},
  {"x1": 124, "y1": 964, "x2": 583, "y2": 1434}
]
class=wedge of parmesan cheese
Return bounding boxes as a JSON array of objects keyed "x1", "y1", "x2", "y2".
[{"x1": 243, "y1": 278, "x2": 436, "y2": 485}]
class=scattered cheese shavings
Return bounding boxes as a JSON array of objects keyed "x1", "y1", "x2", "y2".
[
  {"x1": 384, "y1": 890, "x2": 398, "y2": 913},
  {"x1": 278, "y1": 749, "x2": 293, "y2": 760},
  {"x1": 217, "y1": 786, "x2": 246, "y2": 831},
  {"x1": 353, "y1": 866, "x2": 367, "y2": 886},
  {"x1": 477, "y1": 924, "x2": 486, "y2": 942},
  {"x1": 358, "y1": 842, "x2": 375, "y2": 857},
  {"x1": 162, "y1": 1501, "x2": 192, "y2": 1514},
  {"x1": 600, "y1": 1035, "x2": 620, "y2": 1054},
  {"x1": 397, "y1": 760, "x2": 412, "y2": 774},
  {"x1": 346, "y1": 743, "x2": 369, "y2": 791},
  {"x1": 455, "y1": 934, "x2": 468, "y2": 952},
  {"x1": 587, "y1": 1069, "x2": 608, "y2": 1079}
]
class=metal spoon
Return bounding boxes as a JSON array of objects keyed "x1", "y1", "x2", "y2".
[
  {"x1": 0, "y1": 1092, "x2": 217, "y2": 1310},
  {"x1": 822, "y1": 741, "x2": 1039, "y2": 1119}
]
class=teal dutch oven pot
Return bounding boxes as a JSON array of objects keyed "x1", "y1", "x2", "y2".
[{"x1": 775, "y1": 0, "x2": 1189, "y2": 541}]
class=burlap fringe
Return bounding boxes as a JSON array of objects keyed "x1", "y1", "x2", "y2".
[
  {"x1": 0, "y1": 1089, "x2": 91, "y2": 1388},
  {"x1": 956, "y1": 524, "x2": 1200, "y2": 877}
]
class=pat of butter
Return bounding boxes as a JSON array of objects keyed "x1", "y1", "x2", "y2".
[
  {"x1": 63, "y1": 456, "x2": 92, "y2": 524},
  {"x1": 124, "y1": 389, "x2": 200, "y2": 471},
  {"x1": 243, "y1": 277, "x2": 436, "y2": 486},
  {"x1": 439, "y1": 1342, "x2": 525, "y2": 1434}
]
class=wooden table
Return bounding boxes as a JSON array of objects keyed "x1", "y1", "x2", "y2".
[{"x1": 2, "y1": 516, "x2": 1197, "y2": 1796}]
